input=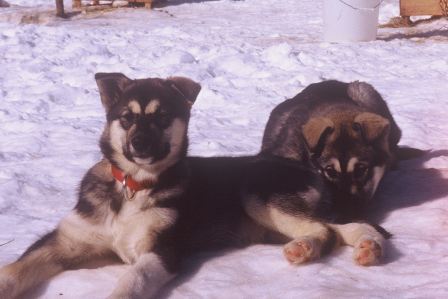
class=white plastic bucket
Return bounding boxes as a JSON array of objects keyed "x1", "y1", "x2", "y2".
[{"x1": 323, "y1": 0, "x2": 382, "y2": 42}]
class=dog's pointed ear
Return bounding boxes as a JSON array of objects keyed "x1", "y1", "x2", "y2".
[
  {"x1": 353, "y1": 112, "x2": 390, "y2": 143},
  {"x1": 95, "y1": 73, "x2": 133, "y2": 112},
  {"x1": 167, "y1": 77, "x2": 201, "y2": 107},
  {"x1": 302, "y1": 117, "x2": 335, "y2": 153}
]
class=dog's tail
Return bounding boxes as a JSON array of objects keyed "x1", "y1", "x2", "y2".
[{"x1": 396, "y1": 146, "x2": 427, "y2": 161}]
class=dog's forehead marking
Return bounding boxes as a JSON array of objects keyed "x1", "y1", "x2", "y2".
[
  {"x1": 128, "y1": 100, "x2": 141, "y2": 114},
  {"x1": 350, "y1": 185, "x2": 358, "y2": 195},
  {"x1": 347, "y1": 157, "x2": 359, "y2": 173},
  {"x1": 329, "y1": 158, "x2": 341, "y2": 173},
  {"x1": 145, "y1": 99, "x2": 160, "y2": 115}
]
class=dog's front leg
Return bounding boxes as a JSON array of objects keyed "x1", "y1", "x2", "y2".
[
  {"x1": 108, "y1": 252, "x2": 176, "y2": 299},
  {"x1": 330, "y1": 223, "x2": 386, "y2": 266},
  {"x1": 0, "y1": 212, "x2": 112, "y2": 298},
  {"x1": 244, "y1": 197, "x2": 338, "y2": 264}
]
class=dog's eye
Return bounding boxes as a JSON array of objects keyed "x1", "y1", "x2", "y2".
[
  {"x1": 157, "y1": 111, "x2": 172, "y2": 127},
  {"x1": 120, "y1": 112, "x2": 134, "y2": 127},
  {"x1": 324, "y1": 165, "x2": 339, "y2": 180},
  {"x1": 353, "y1": 163, "x2": 369, "y2": 179}
]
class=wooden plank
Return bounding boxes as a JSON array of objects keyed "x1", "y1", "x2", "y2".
[
  {"x1": 400, "y1": 0, "x2": 447, "y2": 16},
  {"x1": 129, "y1": 0, "x2": 153, "y2": 8},
  {"x1": 73, "y1": 1, "x2": 111, "y2": 9},
  {"x1": 73, "y1": 0, "x2": 81, "y2": 9},
  {"x1": 73, "y1": 0, "x2": 156, "y2": 10}
]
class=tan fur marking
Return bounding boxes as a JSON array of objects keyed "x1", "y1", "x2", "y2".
[
  {"x1": 110, "y1": 120, "x2": 127, "y2": 155},
  {"x1": 329, "y1": 223, "x2": 385, "y2": 247},
  {"x1": 128, "y1": 101, "x2": 141, "y2": 114},
  {"x1": 302, "y1": 117, "x2": 335, "y2": 151},
  {"x1": 354, "y1": 112, "x2": 390, "y2": 142},
  {"x1": 330, "y1": 223, "x2": 385, "y2": 266},
  {"x1": 0, "y1": 256, "x2": 63, "y2": 298},
  {"x1": 0, "y1": 213, "x2": 112, "y2": 299},
  {"x1": 244, "y1": 197, "x2": 328, "y2": 241},
  {"x1": 371, "y1": 165, "x2": 386, "y2": 195},
  {"x1": 330, "y1": 158, "x2": 342, "y2": 173},
  {"x1": 112, "y1": 189, "x2": 178, "y2": 264},
  {"x1": 108, "y1": 253, "x2": 175, "y2": 299},
  {"x1": 268, "y1": 208, "x2": 328, "y2": 240},
  {"x1": 350, "y1": 185, "x2": 358, "y2": 195},
  {"x1": 145, "y1": 99, "x2": 160, "y2": 115},
  {"x1": 346, "y1": 157, "x2": 359, "y2": 173},
  {"x1": 59, "y1": 212, "x2": 113, "y2": 247}
]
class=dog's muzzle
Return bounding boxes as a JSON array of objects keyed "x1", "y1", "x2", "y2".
[
  {"x1": 129, "y1": 133, "x2": 170, "y2": 163},
  {"x1": 131, "y1": 134, "x2": 151, "y2": 155}
]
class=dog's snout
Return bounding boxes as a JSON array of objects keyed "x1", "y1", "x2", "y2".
[{"x1": 131, "y1": 134, "x2": 150, "y2": 152}]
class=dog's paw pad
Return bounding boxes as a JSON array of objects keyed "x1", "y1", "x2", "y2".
[
  {"x1": 283, "y1": 238, "x2": 319, "y2": 265},
  {"x1": 354, "y1": 239, "x2": 382, "y2": 266}
]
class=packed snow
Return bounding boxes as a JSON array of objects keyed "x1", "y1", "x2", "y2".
[{"x1": 0, "y1": 0, "x2": 448, "y2": 298}]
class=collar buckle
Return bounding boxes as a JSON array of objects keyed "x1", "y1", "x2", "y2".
[{"x1": 121, "y1": 175, "x2": 136, "y2": 201}]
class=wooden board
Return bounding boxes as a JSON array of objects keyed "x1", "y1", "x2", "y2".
[
  {"x1": 128, "y1": 0, "x2": 153, "y2": 8},
  {"x1": 73, "y1": 1, "x2": 107, "y2": 9},
  {"x1": 73, "y1": 1, "x2": 154, "y2": 9},
  {"x1": 400, "y1": 0, "x2": 448, "y2": 16}
]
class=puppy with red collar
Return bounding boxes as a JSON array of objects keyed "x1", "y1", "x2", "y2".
[{"x1": 0, "y1": 74, "x2": 386, "y2": 298}]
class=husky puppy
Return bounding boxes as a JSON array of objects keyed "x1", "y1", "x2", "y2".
[
  {"x1": 0, "y1": 75, "x2": 387, "y2": 299},
  {"x1": 261, "y1": 80, "x2": 406, "y2": 221}
]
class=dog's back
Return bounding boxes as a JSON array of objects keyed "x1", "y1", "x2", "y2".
[
  {"x1": 262, "y1": 80, "x2": 401, "y2": 160},
  {"x1": 177, "y1": 156, "x2": 258, "y2": 252}
]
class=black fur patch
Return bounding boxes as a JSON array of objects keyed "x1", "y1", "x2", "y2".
[
  {"x1": 74, "y1": 194, "x2": 95, "y2": 217},
  {"x1": 321, "y1": 226, "x2": 338, "y2": 256},
  {"x1": 243, "y1": 154, "x2": 332, "y2": 219},
  {"x1": 76, "y1": 166, "x2": 123, "y2": 218},
  {"x1": 370, "y1": 223, "x2": 393, "y2": 240}
]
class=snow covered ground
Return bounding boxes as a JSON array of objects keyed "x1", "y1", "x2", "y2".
[{"x1": 0, "y1": 0, "x2": 448, "y2": 298}]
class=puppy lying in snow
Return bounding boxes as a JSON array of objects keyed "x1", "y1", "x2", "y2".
[
  {"x1": 261, "y1": 80, "x2": 421, "y2": 222},
  {"x1": 0, "y1": 74, "x2": 387, "y2": 299}
]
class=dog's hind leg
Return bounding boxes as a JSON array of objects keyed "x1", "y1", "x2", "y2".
[
  {"x1": 0, "y1": 213, "x2": 111, "y2": 298},
  {"x1": 244, "y1": 198, "x2": 338, "y2": 265},
  {"x1": 330, "y1": 223, "x2": 386, "y2": 266}
]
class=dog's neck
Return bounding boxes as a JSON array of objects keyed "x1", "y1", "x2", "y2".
[
  {"x1": 109, "y1": 153, "x2": 159, "y2": 182},
  {"x1": 111, "y1": 164, "x2": 156, "y2": 192},
  {"x1": 108, "y1": 151, "x2": 187, "y2": 184}
]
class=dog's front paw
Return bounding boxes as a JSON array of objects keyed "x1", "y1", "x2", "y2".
[
  {"x1": 283, "y1": 237, "x2": 320, "y2": 265},
  {"x1": 353, "y1": 239, "x2": 383, "y2": 266}
]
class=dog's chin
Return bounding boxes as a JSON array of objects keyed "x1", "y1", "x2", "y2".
[
  {"x1": 133, "y1": 156, "x2": 155, "y2": 165},
  {"x1": 128, "y1": 146, "x2": 156, "y2": 165}
]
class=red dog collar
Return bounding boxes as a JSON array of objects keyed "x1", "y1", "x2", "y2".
[{"x1": 111, "y1": 164, "x2": 155, "y2": 200}]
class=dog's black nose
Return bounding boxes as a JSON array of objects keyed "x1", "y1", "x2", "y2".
[{"x1": 131, "y1": 135, "x2": 150, "y2": 152}]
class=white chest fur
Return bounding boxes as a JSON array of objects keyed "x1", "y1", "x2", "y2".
[{"x1": 111, "y1": 189, "x2": 178, "y2": 264}]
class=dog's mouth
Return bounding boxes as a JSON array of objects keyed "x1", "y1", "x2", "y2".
[
  {"x1": 132, "y1": 155, "x2": 154, "y2": 165},
  {"x1": 128, "y1": 142, "x2": 170, "y2": 165}
]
